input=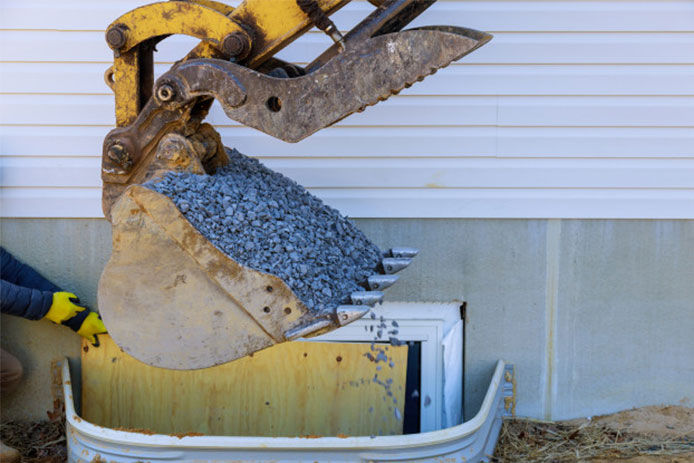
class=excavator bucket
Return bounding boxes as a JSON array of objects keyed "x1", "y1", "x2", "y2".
[
  {"x1": 100, "y1": 186, "x2": 322, "y2": 370},
  {"x1": 99, "y1": 146, "x2": 415, "y2": 370},
  {"x1": 97, "y1": 0, "x2": 492, "y2": 369},
  {"x1": 100, "y1": 182, "x2": 413, "y2": 370}
]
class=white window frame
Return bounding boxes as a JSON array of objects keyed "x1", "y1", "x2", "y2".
[{"x1": 306, "y1": 302, "x2": 462, "y2": 432}]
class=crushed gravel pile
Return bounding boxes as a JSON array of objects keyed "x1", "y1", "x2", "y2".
[{"x1": 146, "y1": 148, "x2": 382, "y2": 313}]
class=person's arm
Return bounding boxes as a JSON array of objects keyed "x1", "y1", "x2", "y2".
[
  {"x1": 0, "y1": 248, "x2": 108, "y2": 345},
  {"x1": 0, "y1": 279, "x2": 54, "y2": 320},
  {"x1": 0, "y1": 248, "x2": 61, "y2": 292},
  {"x1": 1, "y1": 247, "x2": 75, "y2": 320}
]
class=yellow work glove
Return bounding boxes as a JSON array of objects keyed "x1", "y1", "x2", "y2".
[
  {"x1": 62, "y1": 310, "x2": 107, "y2": 347},
  {"x1": 44, "y1": 292, "x2": 87, "y2": 324},
  {"x1": 76, "y1": 312, "x2": 108, "y2": 347}
]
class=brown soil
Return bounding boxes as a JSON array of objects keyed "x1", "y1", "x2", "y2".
[
  {"x1": 494, "y1": 406, "x2": 694, "y2": 462},
  {"x1": 0, "y1": 420, "x2": 66, "y2": 463},
  {"x1": 586, "y1": 406, "x2": 693, "y2": 440},
  {"x1": 591, "y1": 456, "x2": 694, "y2": 463}
]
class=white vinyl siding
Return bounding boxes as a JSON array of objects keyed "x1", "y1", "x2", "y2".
[{"x1": 2, "y1": 0, "x2": 694, "y2": 218}]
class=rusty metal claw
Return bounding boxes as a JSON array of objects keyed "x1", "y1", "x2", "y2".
[{"x1": 165, "y1": 27, "x2": 492, "y2": 143}]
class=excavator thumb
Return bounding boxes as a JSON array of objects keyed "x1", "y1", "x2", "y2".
[{"x1": 151, "y1": 27, "x2": 491, "y2": 143}]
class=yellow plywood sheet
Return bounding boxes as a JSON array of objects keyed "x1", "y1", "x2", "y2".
[{"x1": 81, "y1": 335, "x2": 408, "y2": 437}]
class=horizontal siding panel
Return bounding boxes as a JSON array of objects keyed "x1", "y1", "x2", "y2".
[
  {"x1": 0, "y1": 126, "x2": 497, "y2": 157},
  {"x1": 5, "y1": 31, "x2": 694, "y2": 65},
  {"x1": 455, "y1": 33, "x2": 694, "y2": 65},
  {"x1": 0, "y1": 188, "x2": 104, "y2": 218},
  {"x1": 495, "y1": 96, "x2": 694, "y2": 127},
  {"x1": 1, "y1": 157, "x2": 100, "y2": 188},
  {"x1": 2, "y1": 0, "x2": 693, "y2": 219},
  {"x1": 494, "y1": 127, "x2": 694, "y2": 158},
  {"x1": 2, "y1": 187, "x2": 693, "y2": 219},
  {"x1": 2, "y1": 126, "x2": 693, "y2": 158},
  {"x1": 3, "y1": 1, "x2": 694, "y2": 32},
  {"x1": 270, "y1": 159, "x2": 694, "y2": 189},
  {"x1": 3, "y1": 63, "x2": 694, "y2": 95},
  {"x1": 7, "y1": 95, "x2": 500, "y2": 126},
  {"x1": 0, "y1": 126, "x2": 110, "y2": 157},
  {"x1": 4, "y1": 156, "x2": 694, "y2": 189},
  {"x1": 4, "y1": 95, "x2": 694, "y2": 127},
  {"x1": 1, "y1": 95, "x2": 115, "y2": 126}
]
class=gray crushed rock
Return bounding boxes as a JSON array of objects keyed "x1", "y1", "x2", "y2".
[
  {"x1": 361, "y1": 310, "x2": 408, "y2": 422},
  {"x1": 145, "y1": 148, "x2": 382, "y2": 313}
]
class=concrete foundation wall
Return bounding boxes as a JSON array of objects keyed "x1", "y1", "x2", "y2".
[
  {"x1": 1, "y1": 219, "x2": 692, "y2": 422},
  {"x1": 0, "y1": 219, "x2": 111, "y2": 421}
]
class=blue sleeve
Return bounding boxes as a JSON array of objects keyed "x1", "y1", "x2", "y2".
[
  {"x1": 1, "y1": 247, "x2": 61, "y2": 292},
  {"x1": 1, "y1": 279, "x2": 54, "y2": 320}
]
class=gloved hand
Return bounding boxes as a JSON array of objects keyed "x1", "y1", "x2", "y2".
[
  {"x1": 63, "y1": 310, "x2": 107, "y2": 347},
  {"x1": 44, "y1": 292, "x2": 87, "y2": 324}
]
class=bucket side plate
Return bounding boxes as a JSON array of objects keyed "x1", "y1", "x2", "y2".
[{"x1": 98, "y1": 185, "x2": 315, "y2": 370}]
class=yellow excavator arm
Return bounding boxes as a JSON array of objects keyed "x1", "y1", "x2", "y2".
[{"x1": 105, "y1": 0, "x2": 351, "y2": 127}]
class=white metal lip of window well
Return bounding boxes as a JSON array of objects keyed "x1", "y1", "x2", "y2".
[
  {"x1": 62, "y1": 359, "x2": 514, "y2": 462},
  {"x1": 62, "y1": 303, "x2": 514, "y2": 462}
]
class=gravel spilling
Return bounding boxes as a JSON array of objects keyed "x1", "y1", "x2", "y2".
[
  {"x1": 360, "y1": 311, "x2": 409, "y2": 427},
  {"x1": 146, "y1": 148, "x2": 382, "y2": 313}
]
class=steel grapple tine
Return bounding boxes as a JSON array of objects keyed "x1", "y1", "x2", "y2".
[
  {"x1": 284, "y1": 319, "x2": 332, "y2": 341},
  {"x1": 367, "y1": 274, "x2": 399, "y2": 291},
  {"x1": 387, "y1": 247, "x2": 419, "y2": 258},
  {"x1": 335, "y1": 305, "x2": 371, "y2": 326},
  {"x1": 381, "y1": 257, "x2": 412, "y2": 274},
  {"x1": 350, "y1": 291, "x2": 384, "y2": 306}
]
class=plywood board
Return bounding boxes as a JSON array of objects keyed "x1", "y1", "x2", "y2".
[{"x1": 81, "y1": 335, "x2": 408, "y2": 437}]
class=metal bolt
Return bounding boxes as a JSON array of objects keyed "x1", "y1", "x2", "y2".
[
  {"x1": 156, "y1": 84, "x2": 175, "y2": 102},
  {"x1": 107, "y1": 143, "x2": 132, "y2": 170},
  {"x1": 105, "y1": 25, "x2": 128, "y2": 50},
  {"x1": 222, "y1": 32, "x2": 251, "y2": 60},
  {"x1": 107, "y1": 143, "x2": 124, "y2": 161},
  {"x1": 266, "y1": 96, "x2": 282, "y2": 112}
]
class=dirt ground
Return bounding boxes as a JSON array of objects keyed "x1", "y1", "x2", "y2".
[
  {"x1": 0, "y1": 420, "x2": 66, "y2": 463},
  {"x1": 493, "y1": 405, "x2": 694, "y2": 462},
  {"x1": 586, "y1": 406, "x2": 694, "y2": 440},
  {"x1": 591, "y1": 456, "x2": 694, "y2": 463},
  {"x1": 1, "y1": 405, "x2": 692, "y2": 462}
]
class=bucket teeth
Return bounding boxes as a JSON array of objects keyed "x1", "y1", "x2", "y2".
[
  {"x1": 387, "y1": 247, "x2": 419, "y2": 258},
  {"x1": 367, "y1": 274, "x2": 399, "y2": 291},
  {"x1": 381, "y1": 257, "x2": 412, "y2": 274},
  {"x1": 284, "y1": 319, "x2": 332, "y2": 341},
  {"x1": 350, "y1": 291, "x2": 384, "y2": 306},
  {"x1": 335, "y1": 305, "x2": 370, "y2": 326}
]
